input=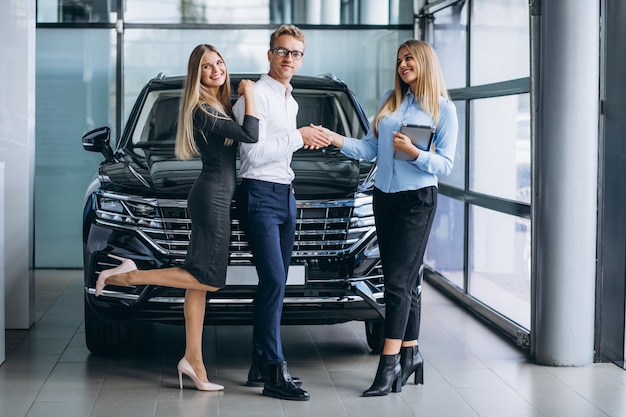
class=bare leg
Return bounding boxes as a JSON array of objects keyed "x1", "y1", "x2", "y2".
[
  {"x1": 382, "y1": 338, "x2": 419, "y2": 353},
  {"x1": 97, "y1": 258, "x2": 223, "y2": 390},
  {"x1": 382, "y1": 338, "x2": 403, "y2": 355},
  {"x1": 183, "y1": 289, "x2": 209, "y2": 383},
  {"x1": 101, "y1": 267, "x2": 220, "y2": 292}
]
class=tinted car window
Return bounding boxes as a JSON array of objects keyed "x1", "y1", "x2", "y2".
[{"x1": 129, "y1": 88, "x2": 366, "y2": 152}]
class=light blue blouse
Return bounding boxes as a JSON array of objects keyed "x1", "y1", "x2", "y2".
[{"x1": 341, "y1": 90, "x2": 458, "y2": 193}]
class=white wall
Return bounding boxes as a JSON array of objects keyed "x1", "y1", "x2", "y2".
[
  {"x1": 0, "y1": 1, "x2": 36, "y2": 329},
  {"x1": 0, "y1": 163, "x2": 5, "y2": 363}
]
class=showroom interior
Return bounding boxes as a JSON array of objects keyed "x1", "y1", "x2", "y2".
[{"x1": 2, "y1": 1, "x2": 626, "y2": 416}]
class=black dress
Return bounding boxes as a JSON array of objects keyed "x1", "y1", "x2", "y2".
[{"x1": 182, "y1": 104, "x2": 259, "y2": 287}]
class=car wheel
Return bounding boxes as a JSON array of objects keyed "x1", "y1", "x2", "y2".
[
  {"x1": 84, "y1": 299, "x2": 139, "y2": 356},
  {"x1": 365, "y1": 319, "x2": 385, "y2": 353}
]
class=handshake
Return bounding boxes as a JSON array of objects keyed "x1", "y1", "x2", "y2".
[
  {"x1": 300, "y1": 123, "x2": 423, "y2": 159},
  {"x1": 299, "y1": 124, "x2": 343, "y2": 150}
]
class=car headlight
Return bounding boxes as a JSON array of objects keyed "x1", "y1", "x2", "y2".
[
  {"x1": 351, "y1": 195, "x2": 374, "y2": 228},
  {"x1": 100, "y1": 198, "x2": 125, "y2": 213},
  {"x1": 95, "y1": 193, "x2": 162, "y2": 229}
]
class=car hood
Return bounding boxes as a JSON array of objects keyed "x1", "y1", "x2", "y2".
[{"x1": 100, "y1": 148, "x2": 369, "y2": 200}]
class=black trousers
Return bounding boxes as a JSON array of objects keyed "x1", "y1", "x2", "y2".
[
  {"x1": 236, "y1": 179, "x2": 296, "y2": 365},
  {"x1": 373, "y1": 186, "x2": 437, "y2": 341}
]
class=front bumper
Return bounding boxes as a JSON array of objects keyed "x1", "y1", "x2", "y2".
[
  {"x1": 84, "y1": 201, "x2": 384, "y2": 326},
  {"x1": 85, "y1": 278, "x2": 384, "y2": 325}
]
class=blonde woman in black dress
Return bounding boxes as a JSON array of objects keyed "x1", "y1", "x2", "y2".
[{"x1": 95, "y1": 44, "x2": 259, "y2": 392}]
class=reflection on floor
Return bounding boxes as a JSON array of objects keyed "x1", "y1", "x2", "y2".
[{"x1": 1, "y1": 269, "x2": 625, "y2": 417}]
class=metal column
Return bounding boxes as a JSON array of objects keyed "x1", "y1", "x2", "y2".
[{"x1": 531, "y1": 0, "x2": 599, "y2": 365}]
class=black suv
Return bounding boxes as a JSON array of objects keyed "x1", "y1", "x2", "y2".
[{"x1": 82, "y1": 73, "x2": 385, "y2": 355}]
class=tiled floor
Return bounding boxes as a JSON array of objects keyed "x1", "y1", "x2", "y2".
[{"x1": 2, "y1": 270, "x2": 626, "y2": 417}]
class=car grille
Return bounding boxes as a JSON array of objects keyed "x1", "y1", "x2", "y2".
[{"x1": 138, "y1": 199, "x2": 369, "y2": 258}]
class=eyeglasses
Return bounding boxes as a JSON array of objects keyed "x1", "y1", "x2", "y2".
[{"x1": 271, "y1": 48, "x2": 304, "y2": 61}]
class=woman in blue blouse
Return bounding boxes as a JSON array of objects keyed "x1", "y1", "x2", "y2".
[{"x1": 321, "y1": 39, "x2": 458, "y2": 396}]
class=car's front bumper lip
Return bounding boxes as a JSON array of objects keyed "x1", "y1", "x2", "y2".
[
  {"x1": 85, "y1": 279, "x2": 385, "y2": 325},
  {"x1": 86, "y1": 280, "x2": 383, "y2": 307}
]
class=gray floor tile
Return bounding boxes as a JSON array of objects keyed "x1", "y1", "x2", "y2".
[
  {"x1": 455, "y1": 386, "x2": 533, "y2": 409},
  {"x1": 529, "y1": 393, "x2": 610, "y2": 417},
  {"x1": 569, "y1": 384, "x2": 626, "y2": 415},
  {"x1": 0, "y1": 389, "x2": 39, "y2": 417},
  {"x1": 400, "y1": 384, "x2": 480, "y2": 417},
  {"x1": 472, "y1": 408, "x2": 545, "y2": 417},
  {"x1": 25, "y1": 400, "x2": 96, "y2": 417},
  {"x1": 2, "y1": 271, "x2": 626, "y2": 417},
  {"x1": 91, "y1": 388, "x2": 160, "y2": 417}
]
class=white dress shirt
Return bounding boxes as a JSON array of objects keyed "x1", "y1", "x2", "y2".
[{"x1": 233, "y1": 73, "x2": 304, "y2": 184}]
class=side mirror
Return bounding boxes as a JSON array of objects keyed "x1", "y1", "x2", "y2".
[{"x1": 82, "y1": 126, "x2": 114, "y2": 161}]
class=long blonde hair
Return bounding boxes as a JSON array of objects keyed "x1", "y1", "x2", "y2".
[
  {"x1": 175, "y1": 44, "x2": 233, "y2": 160},
  {"x1": 372, "y1": 40, "x2": 449, "y2": 137}
]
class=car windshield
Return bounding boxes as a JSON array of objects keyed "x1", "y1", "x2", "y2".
[
  {"x1": 293, "y1": 89, "x2": 367, "y2": 139},
  {"x1": 128, "y1": 87, "x2": 367, "y2": 152},
  {"x1": 130, "y1": 90, "x2": 181, "y2": 149}
]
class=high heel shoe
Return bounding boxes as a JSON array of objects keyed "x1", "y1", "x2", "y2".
[
  {"x1": 362, "y1": 354, "x2": 402, "y2": 397},
  {"x1": 400, "y1": 345, "x2": 424, "y2": 386},
  {"x1": 177, "y1": 357, "x2": 224, "y2": 391},
  {"x1": 95, "y1": 254, "x2": 137, "y2": 297}
]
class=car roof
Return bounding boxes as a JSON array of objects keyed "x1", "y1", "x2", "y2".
[{"x1": 146, "y1": 73, "x2": 352, "y2": 93}]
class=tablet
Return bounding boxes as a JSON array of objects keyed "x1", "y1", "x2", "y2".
[{"x1": 394, "y1": 123, "x2": 435, "y2": 160}]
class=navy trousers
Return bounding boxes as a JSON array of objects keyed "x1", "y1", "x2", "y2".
[
  {"x1": 237, "y1": 179, "x2": 296, "y2": 365},
  {"x1": 373, "y1": 186, "x2": 437, "y2": 341}
]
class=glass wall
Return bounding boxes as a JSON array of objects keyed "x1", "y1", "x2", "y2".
[
  {"x1": 35, "y1": 29, "x2": 116, "y2": 267},
  {"x1": 121, "y1": 28, "x2": 406, "y2": 121},
  {"x1": 37, "y1": 0, "x2": 413, "y2": 25},
  {"x1": 470, "y1": 94, "x2": 530, "y2": 202},
  {"x1": 37, "y1": 0, "x2": 115, "y2": 23},
  {"x1": 470, "y1": 205, "x2": 530, "y2": 328},
  {"x1": 432, "y1": 3, "x2": 467, "y2": 90},
  {"x1": 121, "y1": 0, "x2": 412, "y2": 25},
  {"x1": 35, "y1": 0, "x2": 412, "y2": 267},
  {"x1": 470, "y1": 0, "x2": 529, "y2": 85},
  {"x1": 124, "y1": 0, "x2": 272, "y2": 23},
  {"x1": 426, "y1": 194, "x2": 465, "y2": 289},
  {"x1": 422, "y1": 0, "x2": 532, "y2": 339}
]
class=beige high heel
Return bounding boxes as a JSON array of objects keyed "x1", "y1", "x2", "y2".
[
  {"x1": 95, "y1": 254, "x2": 138, "y2": 297},
  {"x1": 177, "y1": 357, "x2": 224, "y2": 391}
]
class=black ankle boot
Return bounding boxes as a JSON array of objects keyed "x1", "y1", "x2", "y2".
[
  {"x1": 246, "y1": 351, "x2": 268, "y2": 387},
  {"x1": 247, "y1": 352, "x2": 302, "y2": 387},
  {"x1": 400, "y1": 345, "x2": 424, "y2": 386},
  {"x1": 263, "y1": 361, "x2": 310, "y2": 401},
  {"x1": 362, "y1": 354, "x2": 402, "y2": 397}
]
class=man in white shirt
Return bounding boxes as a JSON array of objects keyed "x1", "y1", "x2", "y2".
[{"x1": 233, "y1": 24, "x2": 330, "y2": 401}]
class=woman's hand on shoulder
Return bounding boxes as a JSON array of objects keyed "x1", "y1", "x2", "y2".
[{"x1": 237, "y1": 79, "x2": 255, "y2": 97}]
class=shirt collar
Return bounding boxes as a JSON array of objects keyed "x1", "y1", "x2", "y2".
[{"x1": 260, "y1": 73, "x2": 293, "y2": 96}]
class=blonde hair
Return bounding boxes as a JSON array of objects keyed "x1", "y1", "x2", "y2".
[
  {"x1": 372, "y1": 40, "x2": 449, "y2": 137},
  {"x1": 269, "y1": 24, "x2": 306, "y2": 50},
  {"x1": 175, "y1": 44, "x2": 233, "y2": 160}
]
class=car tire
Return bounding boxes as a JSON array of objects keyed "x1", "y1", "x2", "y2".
[
  {"x1": 84, "y1": 299, "x2": 139, "y2": 356},
  {"x1": 365, "y1": 319, "x2": 385, "y2": 353}
]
